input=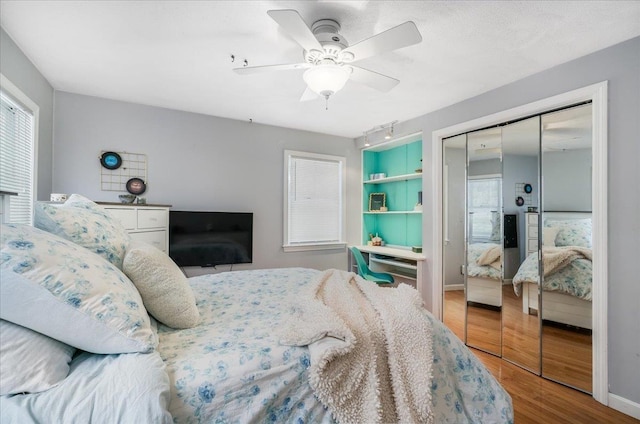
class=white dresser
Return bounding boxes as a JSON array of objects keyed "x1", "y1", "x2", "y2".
[
  {"x1": 98, "y1": 203, "x2": 171, "y2": 252},
  {"x1": 524, "y1": 212, "x2": 539, "y2": 257}
]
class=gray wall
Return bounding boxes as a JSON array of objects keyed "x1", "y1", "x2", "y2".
[
  {"x1": 53, "y1": 92, "x2": 361, "y2": 274},
  {"x1": 503, "y1": 154, "x2": 538, "y2": 266},
  {"x1": 0, "y1": 27, "x2": 54, "y2": 200},
  {"x1": 543, "y1": 149, "x2": 592, "y2": 211},
  {"x1": 357, "y1": 36, "x2": 640, "y2": 404},
  {"x1": 468, "y1": 158, "x2": 501, "y2": 176}
]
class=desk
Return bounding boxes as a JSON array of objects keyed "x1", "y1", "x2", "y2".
[{"x1": 349, "y1": 245, "x2": 426, "y2": 293}]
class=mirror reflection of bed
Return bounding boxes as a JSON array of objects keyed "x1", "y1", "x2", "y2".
[{"x1": 507, "y1": 212, "x2": 593, "y2": 390}]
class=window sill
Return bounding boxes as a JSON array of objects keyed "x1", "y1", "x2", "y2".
[{"x1": 283, "y1": 243, "x2": 347, "y2": 252}]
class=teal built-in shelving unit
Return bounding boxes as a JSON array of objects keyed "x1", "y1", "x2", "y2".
[{"x1": 361, "y1": 133, "x2": 423, "y2": 247}]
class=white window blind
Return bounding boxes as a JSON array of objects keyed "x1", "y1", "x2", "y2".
[
  {"x1": 284, "y1": 150, "x2": 346, "y2": 251},
  {"x1": 0, "y1": 91, "x2": 35, "y2": 225},
  {"x1": 468, "y1": 177, "x2": 501, "y2": 242}
]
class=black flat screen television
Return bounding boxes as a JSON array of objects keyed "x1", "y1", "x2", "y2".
[{"x1": 169, "y1": 211, "x2": 253, "y2": 267}]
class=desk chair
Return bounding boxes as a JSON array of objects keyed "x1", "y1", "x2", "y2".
[{"x1": 350, "y1": 247, "x2": 394, "y2": 285}]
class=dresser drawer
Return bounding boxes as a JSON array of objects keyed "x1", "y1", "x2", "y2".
[
  {"x1": 528, "y1": 225, "x2": 539, "y2": 238},
  {"x1": 106, "y1": 208, "x2": 137, "y2": 230},
  {"x1": 130, "y1": 230, "x2": 167, "y2": 252},
  {"x1": 527, "y1": 239, "x2": 538, "y2": 252},
  {"x1": 527, "y1": 214, "x2": 538, "y2": 225},
  {"x1": 138, "y1": 209, "x2": 168, "y2": 229}
]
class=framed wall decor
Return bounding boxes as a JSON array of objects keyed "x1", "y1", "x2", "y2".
[
  {"x1": 100, "y1": 150, "x2": 147, "y2": 192},
  {"x1": 369, "y1": 193, "x2": 386, "y2": 211}
]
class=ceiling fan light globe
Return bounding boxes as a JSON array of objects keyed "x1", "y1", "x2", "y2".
[{"x1": 303, "y1": 65, "x2": 351, "y2": 97}]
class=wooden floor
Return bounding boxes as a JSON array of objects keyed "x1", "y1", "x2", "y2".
[{"x1": 443, "y1": 290, "x2": 638, "y2": 423}]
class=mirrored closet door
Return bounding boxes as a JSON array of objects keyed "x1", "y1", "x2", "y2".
[
  {"x1": 465, "y1": 129, "x2": 503, "y2": 356},
  {"x1": 442, "y1": 102, "x2": 594, "y2": 393},
  {"x1": 500, "y1": 116, "x2": 541, "y2": 374},
  {"x1": 540, "y1": 104, "x2": 593, "y2": 393}
]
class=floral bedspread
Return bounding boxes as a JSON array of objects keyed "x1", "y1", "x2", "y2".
[
  {"x1": 512, "y1": 250, "x2": 592, "y2": 300},
  {"x1": 158, "y1": 268, "x2": 513, "y2": 423}
]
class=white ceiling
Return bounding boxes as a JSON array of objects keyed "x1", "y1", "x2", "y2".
[{"x1": 1, "y1": 1, "x2": 639, "y2": 138}]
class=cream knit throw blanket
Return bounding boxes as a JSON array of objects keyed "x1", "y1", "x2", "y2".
[
  {"x1": 541, "y1": 246, "x2": 592, "y2": 276},
  {"x1": 476, "y1": 244, "x2": 502, "y2": 270},
  {"x1": 280, "y1": 269, "x2": 434, "y2": 424}
]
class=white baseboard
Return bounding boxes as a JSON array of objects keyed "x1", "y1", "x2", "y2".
[
  {"x1": 444, "y1": 284, "x2": 464, "y2": 291},
  {"x1": 609, "y1": 393, "x2": 640, "y2": 420}
]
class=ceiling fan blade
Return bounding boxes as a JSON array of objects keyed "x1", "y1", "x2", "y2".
[
  {"x1": 343, "y1": 21, "x2": 422, "y2": 62},
  {"x1": 349, "y1": 65, "x2": 399, "y2": 92},
  {"x1": 233, "y1": 63, "x2": 310, "y2": 75},
  {"x1": 299, "y1": 87, "x2": 319, "y2": 102},
  {"x1": 267, "y1": 9, "x2": 323, "y2": 52}
]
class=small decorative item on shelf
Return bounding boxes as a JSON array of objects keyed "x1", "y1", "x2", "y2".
[
  {"x1": 118, "y1": 194, "x2": 136, "y2": 203},
  {"x1": 414, "y1": 190, "x2": 423, "y2": 211},
  {"x1": 372, "y1": 233, "x2": 383, "y2": 246},
  {"x1": 136, "y1": 197, "x2": 147, "y2": 204},
  {"x1": 380, "y1": 206, "x2": 388, "y2": 212},
  {"x1": 415, "y1": 158, "x2": 422, "y2": 173},
  {"x1": 50, "y1": 193, "x2": 68, "y2": 202},
  {"x1": 369, "y1": 192, "x2": 386, "y2": 211},
  {"x1": 412, "y1": 246, "x2": 422, "y2": 253}
]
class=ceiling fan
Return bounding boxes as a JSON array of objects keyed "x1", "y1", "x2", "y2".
[{"x1": 233, "y1": 9, "x2": 422, "y2": 104}]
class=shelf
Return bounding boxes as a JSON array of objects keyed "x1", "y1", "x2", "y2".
[
  {"x1": 370, "y1": 256, "x2": 417, "y2": 271},
  {"x1": 363, "y1": 172, "x2": 422, "y2": 185},
  {"x1": 355, "y1": 245, "x2": 426, "y2": 261},
  {"x1": 363, "y1": 210, "x2": 422, "y2": 214}
]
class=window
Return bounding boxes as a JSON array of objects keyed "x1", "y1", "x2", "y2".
[
  {"x1": 468, "y1": 176, "x2": 502, "y2": 242},
  {"x1": 0, "y1": 76, "x2": 37, "y2": 225},
  {"x1": 284, "y1": 150, "x2": 346, "y2": 251}
]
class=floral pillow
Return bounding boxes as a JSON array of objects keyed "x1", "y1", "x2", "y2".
[
  {"x1": 544, "y1": 218, "x2": 592, "y2": 248},
  {"x1": 0, "y1": 223, "x2": 156, "y2": 354},
  {"x1": 34, "y1": 194, "x2": 131, "y2": 269}
]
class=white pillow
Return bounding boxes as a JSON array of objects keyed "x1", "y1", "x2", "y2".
[
  {"x1": 123, "y1": 241, "x2": 200, "y2": 329},
  {"x1": 0, "y1": 223, "x2": 156, "y2": 354},
  {"x1": 542, "y1": 227, "x2": 559, "y2": 247},
  {"x1": 34, "y1": 194, "x2": 131, "y2": 269},
  {"x1": 0, "y1": 320, "x2": 75, "y2": 395}
]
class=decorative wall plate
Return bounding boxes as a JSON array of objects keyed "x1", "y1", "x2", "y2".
[
  {"x1": 524, "y1": 183, "x2": 533, "y2": 194},
  {"x1": 515, "y1": 196, "x2": 525, "y2": 206},
  {"x1": 100, "y1": 151, "x2": 122, "y2": 170},
  {"x1": 126, "y1": 177, "x2": 146, "y2": 195}
]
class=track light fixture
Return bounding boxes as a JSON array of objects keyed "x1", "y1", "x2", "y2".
[{"x1": 362, "y1": 120, "x2": 398, "y2": 147}]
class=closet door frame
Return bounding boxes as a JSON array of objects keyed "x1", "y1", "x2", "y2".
[{"x1": 431, "y1": 81, "x2": 608, "y2": 404}]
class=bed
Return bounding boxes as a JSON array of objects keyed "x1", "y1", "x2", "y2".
[
  {"x1": 0, "y1": 195, "x2": 514, "y2": 423},
  {"x1": 466, "y1": 242, "x2": 503, "y2": 307},
  {"x1": 512, "y1": 213, "x2": 592, "y2": 329}
]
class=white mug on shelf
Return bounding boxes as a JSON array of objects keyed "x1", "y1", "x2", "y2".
[{"x1": 50, "y1": 193, "x2": 68, "y2": 202}]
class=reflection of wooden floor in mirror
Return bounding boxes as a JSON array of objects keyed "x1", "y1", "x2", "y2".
[
  {"x1": 542, "y1": 323, "x2": 592, "y2": 393},
  {"x1": 502, "y1": 285, "x2": 541, "y2": 373},
  {"x1": 466, "y1": 302, "x2": 502, "y2": 354},
  {"x1": 443, "y1": 291, "x2": 631, "y2": 423}
]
